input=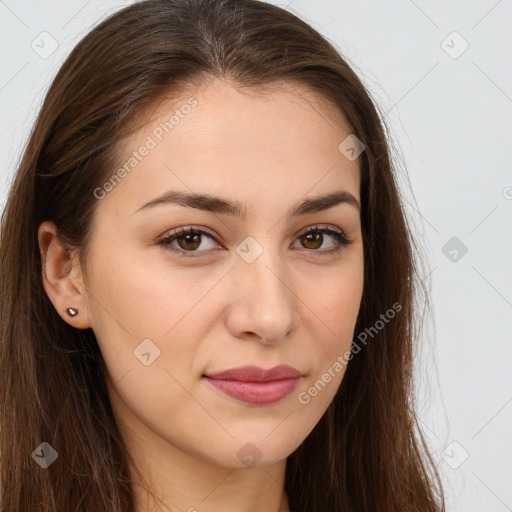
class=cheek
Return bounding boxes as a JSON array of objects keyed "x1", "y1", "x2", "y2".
[
  {"x1": 88, "y1": 258, "x2": 212, "y2": 442},
  {"x1": 88, "y1": 246, "x2": 219, "y2": 337},
  {"x1": 86, "y1": 252, "x2": 226, "y2": 388},
  {"x1": 297, "y1": 265, "x2": 363, "y2": 405},
  {"x1": 311, "y1": 266, "x2": 364, "y2": 344}
]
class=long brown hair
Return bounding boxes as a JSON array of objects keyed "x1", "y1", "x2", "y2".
[{"x1": 0, "y1": 0, "x2": 445, "y2": 510}]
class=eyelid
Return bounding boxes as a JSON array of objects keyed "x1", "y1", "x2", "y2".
[
  {"x1": 158, "y1": 225, "x2": 223, "y2": 257},
  {"x1": 296, "y1": 223, "x2": 343, "y2": 237},
  {"x1": 160, "y1": 223, "x2": 344, "y2": 241},
  {"x1": 161, "y1": 225, "x2": 219, "y2": 241}
]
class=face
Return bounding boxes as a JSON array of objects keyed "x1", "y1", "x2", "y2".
[{"x1": 76, "y1": 78, "x2": 364, "y2": 469}]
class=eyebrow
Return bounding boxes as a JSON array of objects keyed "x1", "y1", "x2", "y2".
[{"x1": 133, "y1": 189, "x2": 360, "y2": 218}]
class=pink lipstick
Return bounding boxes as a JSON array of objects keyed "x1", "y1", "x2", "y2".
[{"x1": 203, "y1": 365, "x2": 303, "y2": 405}]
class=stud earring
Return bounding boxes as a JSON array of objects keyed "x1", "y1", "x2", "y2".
[{"x1": 65, "y1": 307, "x2": 79, "y2": 317}]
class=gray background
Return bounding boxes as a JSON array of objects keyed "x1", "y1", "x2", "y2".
[{"x1": 1, "y1": 1, "x2": 511, "y2": 510}]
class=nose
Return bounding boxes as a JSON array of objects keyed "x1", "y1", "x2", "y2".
[{"x1": 225, "y1": 240, "x2": 300, "y2": 344}]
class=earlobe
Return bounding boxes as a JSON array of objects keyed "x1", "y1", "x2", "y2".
[{"x1": 37, "y1": 220, "x2": 92, "y2": 329}]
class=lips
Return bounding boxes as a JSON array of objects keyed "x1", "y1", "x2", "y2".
[
  {"x1": 204, "y1": 364, "x2": 303, "y2": 382},
  {"x1": 203, "y1": 365, "x2": 304, "y2": 405}
]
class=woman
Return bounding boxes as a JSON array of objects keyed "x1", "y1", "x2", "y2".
[{"x1": 0, "y1": 0, "x2": 445, "y2": 510}]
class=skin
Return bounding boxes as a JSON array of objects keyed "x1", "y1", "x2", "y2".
[{"x1": 38, "y1": 77, "x2": 364, "y2": 512}]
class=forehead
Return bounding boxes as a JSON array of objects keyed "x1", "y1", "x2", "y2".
[
  {"x1": 100, "y1": 78, "x2": 360, "y2": 217},
  {"x1": 120, "y1": 77, "x2": 354, "y2": 152}
]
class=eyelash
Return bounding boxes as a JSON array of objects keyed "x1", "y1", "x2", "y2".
[{"x1": 158, "y1": 224, "x2": 354, "y2": 258}]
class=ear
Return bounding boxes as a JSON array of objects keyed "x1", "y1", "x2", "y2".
[{"x1": 37, "y1": 220, "x2": 92, "y2": 329}]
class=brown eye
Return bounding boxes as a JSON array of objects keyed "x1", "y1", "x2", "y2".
[
  {"x1": 159, "y1": 224, "x2": 352, "y2": 259},
  {"x1": 176, "y1": 231, "x2": 201, "y2": 251},
  {"x1": 300, "y1": 232, "x2": 323, "y2": 250},
  {"x1": 293, "y1": 226, "x2": 352, "y2": 254},
  {"x1": 159, "y1": 227, "x2": 219, "y2": 257}
]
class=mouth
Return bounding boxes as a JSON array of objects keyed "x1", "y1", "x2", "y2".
[
  {"x1": 202, "y1": 376, "x2": 303, "y2": 405},
  {"x1": 202, "y1": 365, "x2": 304, "y2": 406}
]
